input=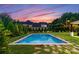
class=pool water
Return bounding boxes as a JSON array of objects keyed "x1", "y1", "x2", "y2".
[{"x1": 16, "y1": 34, "x2": 67, "y2": 44}]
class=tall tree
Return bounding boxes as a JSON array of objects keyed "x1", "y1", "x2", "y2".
[
  {"x1": 0, "y1": 20, "x2": 11, "y2": 53},
  {"x1": 0, "y1": 13, "x2": 12, "y2": 28}
]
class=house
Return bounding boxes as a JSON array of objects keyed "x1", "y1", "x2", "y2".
[
  {"x1": 70, "y1": 20, "x2": 79, "y2": 36},
  {"x1": 19, "y1": 20, "x2": 48, "y2": 31},
  {"x1": 70, "y1": 20, "x2": 79, "y2": 31}
]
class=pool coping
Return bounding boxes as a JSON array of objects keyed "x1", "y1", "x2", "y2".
[{"x1": 9, "y1": 33, "x2": 71, "y2": 45}]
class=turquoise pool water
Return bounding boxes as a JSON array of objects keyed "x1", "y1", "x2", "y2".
[{"x1": 16, "y1": 34, "x2": 67, "y2": 44}]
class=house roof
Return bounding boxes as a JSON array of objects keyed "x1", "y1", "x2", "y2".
[
  {"x1": 20, "y1": 20, "x2": 33, "y2": 25},
  {"x1": 71, "y1": 20, "x2": 79, "y2": 24}
]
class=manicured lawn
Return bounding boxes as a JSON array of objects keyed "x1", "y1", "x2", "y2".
[
  {"x1": 9, "y1": 34, "x2": 28, "y2": 43},
  {"x1": 51, "y1": 32, "x2": 79, "y2": 45},
  {"x1": 9, "y1": 32, "x2": 79, "y2": 54}
]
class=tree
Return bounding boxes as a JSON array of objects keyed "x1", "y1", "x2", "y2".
[
  {"x1": 0, "y1": 13, "x2": 12, "y2": 28},
  {"x1": 0, "y1": 20, "x2": 11, "y2": 53},
  {"x1": 51, "y1": 12, "x2": 79, "y2": 32},
  {"x1": 18, "y1": 24, "x2": 24, "y2": 34},
  {"x1": 7, "y1": 21, "x2": 17, "y2": 36},
  {"x1": 0, "y1": 13, "x2": 19, "y2": 36}
]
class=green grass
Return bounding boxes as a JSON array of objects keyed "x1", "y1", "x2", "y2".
[
  {"x1": 8, "y1": 34, "x2": 29, "y2": 43},
  {"x1": 9, "y1": 32, "x2": 79, "y2": 54},
  {"x1": 50, "y1": 32, "x2": 79, "y2": 45}
]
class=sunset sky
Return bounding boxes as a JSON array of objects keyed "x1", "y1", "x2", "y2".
[{"x1": 0, "y1": 4, "x2": 79, "y2": 23}]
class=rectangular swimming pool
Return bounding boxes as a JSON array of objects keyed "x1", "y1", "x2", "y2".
[{"x1": 10, "y1": 34, "x2": 69, "y2": 45}]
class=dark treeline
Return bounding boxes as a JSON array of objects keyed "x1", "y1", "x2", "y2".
[{"x1": 50, "y1": 12, "x2": 79, "y2": 32}]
